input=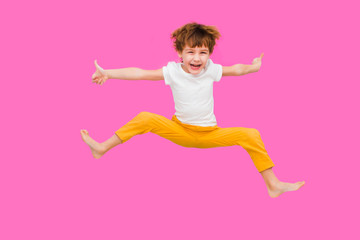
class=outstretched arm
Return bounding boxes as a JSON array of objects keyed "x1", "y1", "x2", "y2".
[
  {"x1": 92, "y1": 60, "x2": 164, "y2": 85},
  {"x1": 222, "y1": 53, "x2": 264, "y2": 77}
]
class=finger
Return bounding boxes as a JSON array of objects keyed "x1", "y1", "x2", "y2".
[
  {"x1": 95, "y1": 60, "x2": 104, "y2": 73},
  {"x1": 95, "y1": 60, "x2": 103, "y2": 71},
  {"x1": 260, "y1": 53, "x2": 264, "y2": 59}
]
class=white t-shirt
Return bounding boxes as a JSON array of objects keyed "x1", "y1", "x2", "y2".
[{"x1": 162, "y1": 59, "x2": 222, "y2": 127}]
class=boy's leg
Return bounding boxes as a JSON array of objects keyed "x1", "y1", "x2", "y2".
[
  {"x1": 197, "y1": 127, "x2": 305, "y2": 197},
  {"x1": 81, "y1": 112, "x2": 198, "y2": 159}
]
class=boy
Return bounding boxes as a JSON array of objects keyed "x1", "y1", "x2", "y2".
[{"x1": 81, "y1": 22, "x2": 305, "y2": 198}]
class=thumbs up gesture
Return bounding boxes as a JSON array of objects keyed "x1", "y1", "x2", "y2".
[
  {"x1": 92, "y1": 60, "x2": 109, "y2": 85},
  {"x1": 252, "y1": 53, "x2": 264, "y2": 69}
]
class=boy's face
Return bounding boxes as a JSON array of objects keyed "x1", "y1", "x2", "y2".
[{"x1": 178, "y1": 44, "x2": 210, "y2": 75}]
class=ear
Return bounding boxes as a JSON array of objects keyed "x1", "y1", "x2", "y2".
[{"x1": 177, "y1": 52, "x2": 182, "y2": 58}]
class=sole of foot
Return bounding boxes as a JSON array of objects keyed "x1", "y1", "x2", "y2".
[{"x1": 268, "y1": 181, "x2": 305, "y2": 198}]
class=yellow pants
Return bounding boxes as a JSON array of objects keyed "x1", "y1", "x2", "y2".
[{"x1": 115, "y1": 112, "x2": 275, "y2": 172}]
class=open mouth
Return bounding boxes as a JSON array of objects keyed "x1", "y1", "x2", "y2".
[{"x1": 190, "y1": 64, "x2": 201, "y2": 70}]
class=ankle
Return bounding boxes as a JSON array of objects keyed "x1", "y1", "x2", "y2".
[
  {"x1": 98, "y1": 143, "x2": 108, "y2": 154},
  {"x1": 267, "y1": 179, "x2": 281, "y2": 190}
]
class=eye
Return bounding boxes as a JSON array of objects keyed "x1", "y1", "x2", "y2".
[{"x1": 201, "y1": 52, "x2": 207, "y2": 54}]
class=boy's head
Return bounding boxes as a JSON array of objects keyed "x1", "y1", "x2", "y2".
[
  {"x1": 171, "y1": 22, "x2": 221, "y2": 75},
  {"x1": 171, "y1": 22, "x2": 221, "y2": 55}
]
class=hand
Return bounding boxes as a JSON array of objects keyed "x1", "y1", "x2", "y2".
[
  {"x1": 92, "y1": 60, "x2": 109, "y2": 85},
  {"x1": 251, "y1": 53, "x2": 264, "y2": 69}
]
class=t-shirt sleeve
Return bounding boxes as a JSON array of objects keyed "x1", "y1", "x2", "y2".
[
  {"x1": 208, "y1": 59, "x2": 222, "y2": 82},
  {"x1": 162, "y1": 62, "x2": 176, "y2": 86}
]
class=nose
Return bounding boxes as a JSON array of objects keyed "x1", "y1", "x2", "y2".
[{"x1": 193, "y1": 53, "x2": 200, "y2": 61}]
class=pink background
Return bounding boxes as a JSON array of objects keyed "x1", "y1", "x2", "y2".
[{"x1": 1, "y1": 0, "x2": 359, "y2": 239}]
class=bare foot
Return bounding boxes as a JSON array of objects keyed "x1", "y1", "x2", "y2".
[
  {"x1": 267, "y1": 181, "x2": 305, "y2": 198},
  {"x1": 80, "y1": 129, "x2": 106, "y2": 159}
]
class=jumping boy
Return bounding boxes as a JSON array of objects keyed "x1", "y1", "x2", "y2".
[{"x1": 81, "y1": 22, "x2": 305, "y2": 198}]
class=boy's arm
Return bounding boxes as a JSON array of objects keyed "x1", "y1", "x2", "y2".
[
  {"x1": 105, "y1": 68, "x2": 164, "y2": 81},
  {"x1": 92, "y1": 60, "x2": 164, "y2": 85},
  {"x1": 222, "y1": 53, "x2": 264, "y2": 77}
]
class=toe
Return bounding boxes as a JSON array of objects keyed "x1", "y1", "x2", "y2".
[{"x1": 80, "y1": 130, "x2": 89, "y2": 136}]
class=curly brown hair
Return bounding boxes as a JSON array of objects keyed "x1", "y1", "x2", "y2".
[{"x1": 171, "y1": 22, "x2": 221, "y2": 55}]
